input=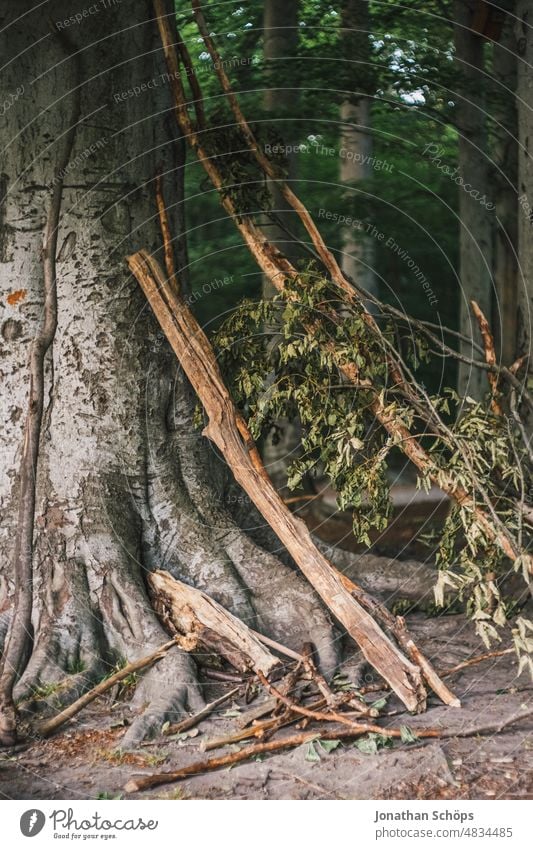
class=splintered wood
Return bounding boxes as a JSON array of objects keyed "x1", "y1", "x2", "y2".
[
  {"x1": 147, "y1": 570, "x2": 280, "y2": 677},
  {"x1": 128, "y1": 250, "x2": 457, "y2": 713}
]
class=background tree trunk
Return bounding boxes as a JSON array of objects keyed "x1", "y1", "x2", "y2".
[
  {"x1": 261, "y1": 0, "x2": 303, "y2": 487},
  {"x1": 515, "y1": 0, "x2": 533, "y2": 427},
  {"x1": 339, "y1": 0, "x2": 378, "y2": 299},
  {"x1": 492, "y1": 8, "x2": 518, "y2": 367},
  {"x1": 0, "y1": 0, "x2": 337, "y2": 746},
  {"x1": 454, "y1": 0, "x2": 493, "y2": 399}
]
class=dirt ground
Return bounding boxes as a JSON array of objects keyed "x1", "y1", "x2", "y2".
[{"x1": 1, "y1": 612, "x2": 532, "y2": 801}]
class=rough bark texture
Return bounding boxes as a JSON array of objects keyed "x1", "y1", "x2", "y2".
[
  {"x1": 515, "y1": 0, "x2": 533, "y2": 425},
  {"x1": 0, "y1": 0, "x2": 338, "y2": 747},
  {"x1": 454, "y1": 0, "x2": 493, "y2": 398}
]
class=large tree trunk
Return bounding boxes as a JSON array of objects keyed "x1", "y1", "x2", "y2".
[
  {"x1": 339, "y1": 0, "x2": 377, "y2": 299},
  {"x1": 0, "y1": 0, "x2": 337, "y2": 746},
  {"x1": 453, "y1": 0, "x2": 493, "y2": 399},
  {"x1": 516, "y1": 0, "x2": 533, "y2": 429}
]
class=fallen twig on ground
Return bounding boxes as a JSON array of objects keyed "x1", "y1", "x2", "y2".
[
  {"x1": 440, "y1": 648, "x2": 515, "y2": 677},
  {"x1": 124, "y1": 705, "x2": 533, "y2": 793},
  {"x1": 162, "y1": 686, "x2": 241, "y2": 738}
]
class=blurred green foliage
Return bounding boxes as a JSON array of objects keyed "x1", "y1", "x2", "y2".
[{"x1": 176, "y1": 0, "x2": 461, "y2": 392}]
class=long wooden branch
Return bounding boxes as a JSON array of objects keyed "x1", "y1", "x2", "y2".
[
  {"x1": 0, "y1": 27, "x2": 82, "y2": 747},
  {"x1": 127, "y1": 250, "x2": 459, "y2": 712},
  {"x1": 152, "y1": 1, "x2": 533, "y2": 577},
  {"x1": 125, "y1": 706, "x2": 533, "y2": 793}
]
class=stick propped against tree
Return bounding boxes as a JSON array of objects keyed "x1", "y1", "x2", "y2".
[
  {"x1": 127, "y1": 249, "x2": 458, "y2": 713},
  {"x1": 153, "y1": 0, "x2": 533, "y2": 584}
]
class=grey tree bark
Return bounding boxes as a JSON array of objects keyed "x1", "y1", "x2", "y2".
[
  {"x1": 492, "y1": 9, "x2": 518, "y2": 367},
  {"x1": 0, "y1": 0, "x2": 336, "y2": 746},
  {"x1": 260, "y1": 0, "x2": 303, "y2": 487},
  {"x1": 453, "y1": 0, "x2": 493, "y2": 399},
  {"x1": 515, "y1": 0, "x2": 533, "y2": 427},
  {"x1": 339, "y1": 0, "x2": 377, "y2": 299}
]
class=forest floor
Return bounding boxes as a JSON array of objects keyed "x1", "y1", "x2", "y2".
[
  {"x1": 2, "y1": 613, "x2": 532, "y2": 801},
  {"x1": 2, "y1": 491, "x2": 532, "y2": 801}
]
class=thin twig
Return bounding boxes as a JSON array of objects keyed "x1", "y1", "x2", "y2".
[
  {"x1": 439, "y1": 648, "x2": 514, "y2": 677},
  {"x1": 471, "y1": 300, "x2": 503, "y2": 415},
  {"x1": 257, "y1": 670, "x2": 377, "y2": 726},
  {"x1": 155, "y1": 169, "x2": 179, "y2": 293},
  {"x1": 162, "y1": 686, "x2": 241, "y2": 736},
  {"x1": 36, "y1": 639, "x2": 180, "y2": 738},
  {"x1": 124, "y1": 706, "x2": 533, "y2": 792}
]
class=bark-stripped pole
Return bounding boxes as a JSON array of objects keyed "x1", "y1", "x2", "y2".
[
  {"x1": 153, "y1": 1, "x2": 533, "y2": 577},
  {"x1": 128, "y1": 249, "x2": 460, "y2": 712},
  {"x1": 0, "y1": 29, "x2": 81, "y2": 747},
  {"x1": 471, "y1": 300, "x2": 503, "y2": 416}
]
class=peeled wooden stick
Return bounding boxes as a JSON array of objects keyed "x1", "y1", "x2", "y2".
[
  {"x1": 127, "y1": 250, "x2": 445, "y2": 713},
  {"x1": 37, "y1": 639, "x2": 180, "y2": 738},
  {"x1": 153, "y1": 0, "x2": 533, "y2": 577}
]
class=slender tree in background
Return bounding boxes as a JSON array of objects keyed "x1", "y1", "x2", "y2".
[
  {"x1": 492, "y1": 6, "x2": 519, "y2": 367},
  {"x1": 453, "y1": 0, "x2": 493, "y2": 398},
  {"x1": 262, "y1": 0, "x2": 301, "y2": 298},
  {"x1": 339, "y1": 0, "x2": 378, "y2": 298},
  {"x1": 261, "y1": 0, "x2": 303, "y2": 485},
  {"x1": 516, "y1": 0, "x2": 533, "y2": 423}
]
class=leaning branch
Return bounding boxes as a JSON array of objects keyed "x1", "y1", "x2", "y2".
[
  {"x1": 152, "y1": 1, "x2": 533, "y2": 577},
  {"x1": 127, "y1": 250, "x2": 458, "y2": 713}
]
